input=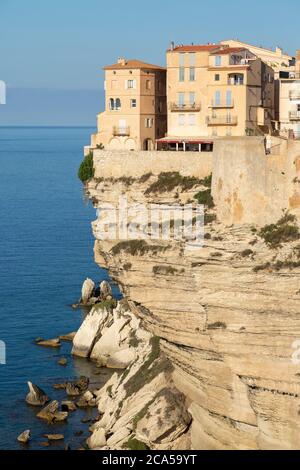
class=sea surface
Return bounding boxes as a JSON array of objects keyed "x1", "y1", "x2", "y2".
[{"x1": 0, "y1": 127, "x2": 120, "y2": 450}]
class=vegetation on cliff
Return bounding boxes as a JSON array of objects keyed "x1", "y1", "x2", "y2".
[
  {"x1": 78, "y1": 152, "x2": 94, "y2": 183},
  {"x1": 259, "y1": 213, "x2": 300, "y2": 248},
  {"x1": 145, "y1": 172, "x2": 204, "y2": 194}
]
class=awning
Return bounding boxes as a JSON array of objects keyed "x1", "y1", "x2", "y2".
[{"x1": 156, "y1": 138, "x2": 213, "y2": 144}]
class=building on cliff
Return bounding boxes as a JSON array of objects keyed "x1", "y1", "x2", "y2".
[
  {"x1": 157, "y1": 43, "x2": 275, "y2": 150},
  {"x1": 90, "y1": 58, "x2": 167, "y2": 151},
  {"x1": 277, "y1": 50, "x2": 300, "y2": 139}
]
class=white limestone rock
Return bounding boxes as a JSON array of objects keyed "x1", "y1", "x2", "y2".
[
  {"x1": 81, "y1": 278, "x2": 95, "y2": 304},
  {"x1": 72, "y1": 307, "x2": 109, "y2": 358},
  {"x1": 87, "y1": 425, "x2": 107, "y2": 449},
  {"x1": 100, "y1": 280, "x2": 112, "y2": 299}
]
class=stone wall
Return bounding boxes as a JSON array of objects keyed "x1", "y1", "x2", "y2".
[
  {"x1": 212, "y1": 137, "x2": 300, "y2": 225},
  {"x1": 93, "y1": 149, "x2": 212, "y2": 180}
]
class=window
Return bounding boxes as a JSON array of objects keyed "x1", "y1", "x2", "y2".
[
  {"x1": 189, "y1": 92, "x2": 196, "y2": 105},
  {"x1": 226, "y1": 90, "x2": 232, "y2": 106},
  {"x1": 215, "y1": 91, "x2": 221, "y2": 106},
  {"x1": 189, "y1": 67, "x2": 195, "y2": 81},
  {"x1": 178, "y1": 92, "x2": 185, "y2": 107},
  {"x1": 215, "y1": 56, "x2": 222, "y2": 66},
  {"x1": 131, "y1": 99, "x2": 137, "y2": 108},
  {"x1": 115, "y1": 98, "x2": 121, "y2": 110},
  {"x1": 189, "y1": 114, "x2": 196, "y2": 125},
  {"x1": 146, "y1": 80, "x2": 151, "y2": 90},
  {"x1": 179, "y1": 67, "x2": 185, "y2": 82},
  {"x1": 215, "y1": 74, "x2": 220, "y2": 81},
  {"x1": 109, "y1": 98, "x2": 115, "y2": 110},
  {"x1": 189, "y1": 53, "x2": 196, "y2": 66},
  {"x1": 158, "y1": 101, "x2": 163, "y2": 113},
  {"x1": 179, "y1": 53, "x2": 185, "y2": 66},
  {"x1": 126, "y1": 79, "x2": 136, "y2": 89},
  {"x1": 145, "y1": 118, "x2": 153, "y2": 128},
  {"x1": 178, "y1": 114, "x2": 185, "y2": 126}
]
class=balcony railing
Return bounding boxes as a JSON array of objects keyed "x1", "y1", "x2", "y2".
[
  {"x1": 206, "y1": 115, "x2": 238, "y2": 126},
  {"x1": 289, "y1": 111, "x2": 300, "y2": 121},
  {"x1": 228, "y1": 77, "x2": 244, "y2": 86},
  {"x1": 113, "y1": 126, "x2": 130, "y2": 136},
  {"x1": 209, "y1": 100, "x2": 234, "y2": 108},
  {"x1": 169, "y1": 102, "x2": 201, "y2": 112},
  {"x1": 289, "y1": 92, "x2": 300, "y2": 100}
]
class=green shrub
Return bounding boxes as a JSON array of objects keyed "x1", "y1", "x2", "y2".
[
  {"x1": 111, "y1": 240, "x2": 169, "y2": 256},
  {"x1": 241, "y1": 249, "x2": 254, "y2": 258},
  {"x1": 194, "y1": 189, "x2": 215, "y2": 208},
  {"x1": 145, "y1": 172, "x2": 203, "y2": 194},
  {"x1": 78, "y1": 152, "x2": 94, "y2": 183},
  {"x1": 122, "y1": 437, "x2": 149, "y2": 451},
  {"x1": 259, "y1": 213, "x2": 299, "y2": 248},
  {"x1": 94, "y1": 299, "x2": 117, "y2": 311},
  {"x1": 199, "y1": 173, "x2": 212, "y2": 188}
]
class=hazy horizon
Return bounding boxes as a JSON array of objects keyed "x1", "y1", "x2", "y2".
[{"x1": 1, "y1": 0, "x2": 300, "y2": 126}]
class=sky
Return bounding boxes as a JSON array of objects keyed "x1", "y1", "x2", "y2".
[{"x1": 0, "y1": 0, "x2": 299, "y2": 126}]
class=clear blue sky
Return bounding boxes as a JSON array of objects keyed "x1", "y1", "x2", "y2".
[{"x1": 0, "y1": 0, "x2": 299, "y2": 125}]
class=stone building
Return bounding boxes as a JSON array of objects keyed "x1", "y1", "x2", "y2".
[{"x1": 90, "y1": 58, "x2": 167, "y2": 151}]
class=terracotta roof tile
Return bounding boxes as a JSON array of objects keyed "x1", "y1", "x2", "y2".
[
  {"x1": 168, "y1": 44, "x2": 221, "y2": 53},
  {"x1": 104, "y1": 59, "x2": 165, "y2": 71},
  {"x1": 211, "y1": 47, "x2": 248, "y2": 55}
]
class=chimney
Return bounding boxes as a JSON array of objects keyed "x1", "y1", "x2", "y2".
[
  {"x1": 170, "y1": 41, "x2": 175, "y2": 51},
  {"x1": 276, "y1": 46, "x2": 283, "y2": 55},
  {"x1": 117, "y1": 57, "x2": 126, "y2": 66}
]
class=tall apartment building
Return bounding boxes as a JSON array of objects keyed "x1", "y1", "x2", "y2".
[
  {"x1": 91, "y1": 58, "x2": 167, "y2": 151},
  {"x1": 157, "y1": 44, "x2": 275, "y2": 150},
  {"x1": 278, "y1": 51, "x2": 300, "y2": 139}
]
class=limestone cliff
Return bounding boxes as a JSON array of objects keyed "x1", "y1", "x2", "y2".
[{"x1": 80, "y1": 163, "x2": 300, "y2": 450}]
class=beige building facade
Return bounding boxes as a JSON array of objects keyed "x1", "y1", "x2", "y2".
[
  {"x1": 278, "y1": 51, "x2": 300, "y2": 139},
  {"x1": 91, "y1": 58, "x2": 167, "y2": 151},
  {"x1": 159, "y1": 44, "x2": 275, "y2": 149}
]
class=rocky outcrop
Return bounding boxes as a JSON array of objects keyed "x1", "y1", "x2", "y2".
[
  {"x1": 81, "y1": 278, "x2": 95, "y2": 304},
  {"x1": 81, "y1": 169, "x2": 300, "y2": 450},
  {"x1": 26, "y1": 382, "x2": 49, "y2": 407}
]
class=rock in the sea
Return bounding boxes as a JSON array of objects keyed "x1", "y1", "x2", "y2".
[
  {"x1": 81, "y1": 278, "x2": 95, "y2": 305},
  {"x1": 61, "y1": 400, "x2": 77, "y2": 412},
  {"x1": 100, "y1": 280, "x2": 112, "y2": 300},
  {"x1": 37, "y1": 400, "x2": 68, "y2": 423},
  {"x1": 58, "y1": 358, "x2": 67, "y2": 366},
  {"x1": 35, "y1": 338, "x2": 61, "y2": 348},
  {"x1": 87, "y1": 425, "x2": 107, "y2": 449},
  {"x1": 59, "y1": 332, "x2": 76, "y2": 342},
  {"x1": 44, "y1": 434, "x2": 64, "y2": 441},
  {"x1": 26, "y1": 382, "x2": 49, "y2": 406},
  {"x1": 66, "y1": 376, "x2": 89, "y2": 396},
  {"x1": 17, "y1": 430, "x2": 31, "y2": 444}
]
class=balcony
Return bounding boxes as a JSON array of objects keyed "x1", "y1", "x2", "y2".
[
  {"x1": 169, "y1": 102, "x2": 201, "y2": 112},
  {"x1": 228, "y1": 74, "x2": 244, "y2": 86},
  {"x1": 289, "y1": 111, "x2": 300, "y2": 121},
  {"x1": 209, "y1": 100, "x2": 234, "y2": 108},
  {"x1": 206, "y1": 115, "x2": 238, "y2": 126},
  {"x1": 289, "y1": 91, "x2": 300, "y2": 100},
  {"x1": 113, "y1": 126, "x2": 130, "y2": 136}
]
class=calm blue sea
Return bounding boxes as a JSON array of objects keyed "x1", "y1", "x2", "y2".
[{"x1": 0, "y1": 127, "x2": 119, "y2": 450}]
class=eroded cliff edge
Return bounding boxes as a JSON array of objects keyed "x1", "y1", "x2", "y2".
[{"x1": 78, "y1": 140, "x2": 300, "y2": 450}]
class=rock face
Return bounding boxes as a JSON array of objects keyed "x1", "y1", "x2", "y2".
[
  {"x1": 26, "y1": 382, "x2": 49, "y2": 407},
  {"x1": 81, "y1": 170, "x2": 300, "y2": 450},
  {"x1": 81, "y1": 278, "x2": 95, "y2": 304}
]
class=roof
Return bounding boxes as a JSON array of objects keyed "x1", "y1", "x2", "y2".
[
  {"x1": 168, "y1": 44, "x2": 221, "y2": 53},
  {"x1": 104, "y1": 59, "x2": 165, "y2": 71},
  {"x1": 211, "y1": 47, "x2": 248, "y2": 55}
]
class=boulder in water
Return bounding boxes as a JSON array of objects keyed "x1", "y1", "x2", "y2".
[
  {"x1": 81, "y1": 278, "x2": 95, "y2": 304},
  {"x1": 37, "y1": 400, "x2": 68, "y2": 423},
  {"x1": 26, "y1": 382, "x2": 49, "y2": 406},
  {"x1": 17, "y1": 430, "x2": 31, "y2": 444},
  {"x1": 99, "y1": 280, "x2": 112, "y2": 300}
]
